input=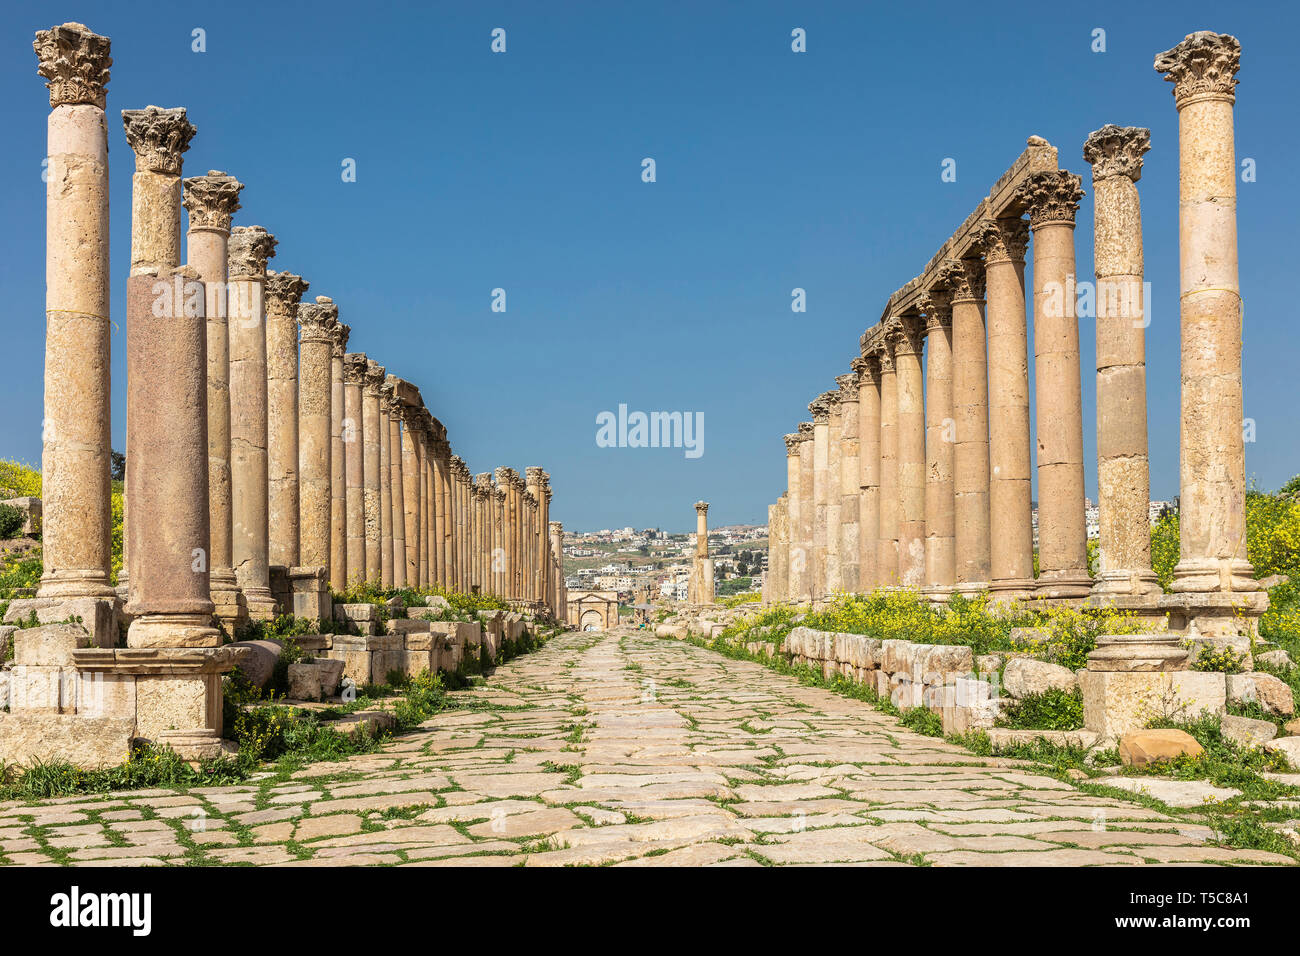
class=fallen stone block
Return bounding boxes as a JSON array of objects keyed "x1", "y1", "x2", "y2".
[
  {"x1": 1264, "y1": 736, "x2": 1300, "y2": 765},
  {"x1": 1220, "y1": 713, "x2": 1278, "y2": 749},
  {"x1": 987, "y1": 727, "x2": 1098, "y2": 750},
  {"x1": 1227, "y1": 673, "x2": 1295, "y2": 717},
  {"x1": 1003, "y1": 657, "x2": 1077, "y2": 699},
  {"x1": 1119, "y1": 728, "x2": 1203, "y2": 768},
  {"x1": 287, "y1": 662, "x2": 323, "y2": 701},
  {"x1": 0, "y1": 712, "x2": 136, "y2": 769},
  {"x1": 226, "y1": 639, "x2": 283, "y2": 688}
]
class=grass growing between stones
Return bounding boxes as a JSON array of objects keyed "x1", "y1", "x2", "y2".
[{"x1": 673, "y1": 625, "x2": 1300, "y2": 863}]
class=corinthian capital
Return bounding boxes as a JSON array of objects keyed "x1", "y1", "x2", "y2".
[
  {"x1": 265, "y1": 271, "x2": 310, "y2": 314},
  {"x1": 808, "y1": 392, "x2": 837, "y2": 422},
  {"x1": 330, "y1": 321, "x2": 351, "y2": 359},
  {"x1": 298, "y1": 295, "x2": 337, "y2": 343},
  {"x1": 694, "y1": 501, "x2": 709, "y2": 516},
  {"x1": 835, "y1": 372, "x2": 859, "y2": 399},
  {"x1": 783, "y1": 433, "x2": 802, "y2": 455},
  {"x1": 183, "y1": 171, "x2": 243, "y2": 233},
  {"x1": 797, "y1": 422, "x2": 814, "y2": 439},
  {"x1": 976, "y1": 217, "x2": 1029, "y2": 264},
  {"x1": 1154, "y1": 32, "x2": 1240, "y2": 109},
  {"x1": 918, "y1": 288, "x2": 953, "y2": 332},
  {"x1": 228, "y1": 225, "x2": 276, "y2": 279},
  {"x1": 122, "y1": 106, "x2": 195, "y2": 175},
  {"x1": 937, "y1": 258, "x2": 986, "y2": 303},
  {"x1": 34, "y1": 22, "x2": 111, "y2": 109},
  {"x1": 364, "y1": 359, "x2": 386, "y2": 394},
  {"x1": 343, "y1": 352, "x2": 368, "y2": 385},
  {"x1": 1083, "y1": 125, "x2": 1151, "y2": 183},
  {"x1": 1016, "y1": 170, "x2": 1085, "y2": 229}
]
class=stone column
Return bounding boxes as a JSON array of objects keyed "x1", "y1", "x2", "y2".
[
  {"x1": 782, "y1": 435, "x2": 804, "y2": 601},
  {"x1": 228, "y1": 225, "x2": 278, "y2": 619},
  {"x1": 1155, "y1": 33, "x2": 1260, "y2": 627},
  {"x1": 384, "y1": 382, "x2": 406, "y2": 590},
  {"x1": 835, "y1": 373, "x2": 861, "y2": 594},
  {"x1": 920, "y1": 292, "x2": 956, "y2": 595},
  {"x1": 342, "y1": 352, "x2": 367, "y2": 586},
  {"x1": 825, "y1": 396, "x2": 843, "y2": 595},
  {"x1": 809, "y1": 393, "x2": 835, "y2": 599},
  {"x1": 125, "y1": 264, "x2": 220, "y2": 646},
  {"x1": 423, "y1": 417, "x2": 437, "y2": 587},
  {"x1": 455, "y1": 458, "x2": 471, "y2": 591},
  {"x1": 692, "y1": 501, "x2": 713, "y2": 604},
  {"x1": 429, "y1": 437, "x2": 445, "y2": 586},
  {"x1": 121, "y1": 105, "x2": 194, "y2": 603},
  {"x1": 361, "y1": 360, "x2": 384, "y2": 583},
  {"x1": 526, "y1": 468, "x2": 547, "y2": 602},
  {"x1": 183, "y1": 170, "x2": 245, "y2": 624},
  {"x1": 550, "y1": 520, "x2": 565, "y2": 608},
  {"x1": 941, "y1": 258, "x2": 991, "y2": 593},
  {"x1": 794, "y1": 424, "x2": 815, "y2": 598},
  {"x1": 328, "y1": 322, "x2": 350, "y2": 591},
  {"x1": 264, "y1": 270, "x2": 308, "y2": 570},
  {"x1": 1084, "y1": 125, "x2": 1161, "y2": 601},
  {"x1": 378, "y1": 380, "x2": 394, "y2": 588},
  {"x1": 297, "y1": 297, "x2": 336, "y2": 574},
  {"x1": 854, "y1": 356, "x2": 881, "y2": 592},
  {"x1": 980, "y1": 217, "x2": 1037, "y2": 599},
  {"x1": 34, "y1": 23, "x2": 115, "y2": 601},
  {"x1": 495, "y1": 483, "x2": 508, "y2": 596},
  {"x1": 770, "y1": 498, "x2": 789, "y2": 602},
  {"x1": 877, "y1": 346, "x2": 899, "y2": 586},
  {"x1": 414, "y1": 418, "x2": 430, "y2": 587},
  {"x1": 1020, "y1": 170, "x2": 1091, "y2": 598},
  {"x1": 399, "y1": 405, "x2": 422, "y2": 587},
  {"x1": 893, "y1": 318, "x2": 927, "y2": 589}
]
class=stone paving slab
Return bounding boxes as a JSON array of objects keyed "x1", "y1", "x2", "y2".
[{"x1": 0, "y1": 627, "x2": 1291, "y2": 867}]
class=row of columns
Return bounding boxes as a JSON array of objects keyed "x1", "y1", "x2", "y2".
[
  {"x1": 30, "y1": 22, "x2": 566, "y2": 638},
  {"x1": 764, "y1": 32, "x2": 1259, "y2": 640}
]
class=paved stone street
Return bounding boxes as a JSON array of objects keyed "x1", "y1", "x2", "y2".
[{"x1": 1, "y1": 629, "x2": 1292, "y2": 867}]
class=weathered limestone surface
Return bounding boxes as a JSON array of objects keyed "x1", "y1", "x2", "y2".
[
  {"x1": 265, "y1": 270, "x2": 309, "y2": 570},
  {"x1": 835, "y1": 374, "x2": 860, "y2": 594},
  {"x1": 855, "y1": 358, "x2": 880, "y2": 592},
  {"x1": 876, "y1": 349, "x2": 899, "y2": 586},
  {"x1": 343, "y1": 352, "x2": 367, "y2": 585},
  {"x1": 228, "y1": 225, "x2": 278, "y2": 619},
  {"x1": 893, "y1": 322, "x2": 925, "y2": 590},
  {"x1": 35, "y1": 23, "x2": 115, "y2": 602},
  {"x1": 328, "y1": 322, "x2": 351, "y2": 590},
  {"x1": 297, "y1": 297, "x2": 336, "y2": 572}
]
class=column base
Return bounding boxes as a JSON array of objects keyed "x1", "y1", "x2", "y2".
[
  {"x1": 210, "y1": 567, "x2": 248, "y2": 632},
  {"x1": 921, "y1": 585, "x2": 954, "y2": 606},
  {"x1": 127, "y1": 613, "x2": 223, "y2": 648},
  {"x1": 1092, "y1": 568, "x2": 1162, "y2": 598},
  {"x1": 988, "y1": 578, "x2": 1038, "y2": 603},
  {"x1": 242, "y1": 587, "x2": 280, "y2": 622},
  {"x1": 1035, "y1": 570, "x2": 1092, "y2": 600},
  {"x1": 1171, "y1": 557, "x2": 1257, "y2": 594},
  {"x1": 952, "y1": 581, "x2": 989, "y2": 599},
  {"x1": 1158, "y1": 590, "x2": 1268, "y2": 660},
  {"x1": 36, "y1": 569, "x2": 117, "y2": 601}
]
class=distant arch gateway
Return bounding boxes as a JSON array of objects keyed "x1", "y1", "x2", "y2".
[{"x1": 567, "y1": 590, "x2": 618, "y2": 631}]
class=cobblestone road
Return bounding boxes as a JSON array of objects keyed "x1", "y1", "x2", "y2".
[{"x1": 1, "y1": 628, "x2": 1292, "y2": 866}]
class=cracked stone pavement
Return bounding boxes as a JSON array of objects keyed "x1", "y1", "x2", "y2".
[{"x1": 1, "y1": 627, "x2": 1292, "y2": 867}]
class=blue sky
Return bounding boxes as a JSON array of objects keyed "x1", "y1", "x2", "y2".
[{"x1": 1, "y1": 0, "x2": 1296, "y2": 532}]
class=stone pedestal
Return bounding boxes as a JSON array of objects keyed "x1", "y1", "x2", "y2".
[{"x1": 1081, "y1": 632, "x2": 1223, "y2": 741}]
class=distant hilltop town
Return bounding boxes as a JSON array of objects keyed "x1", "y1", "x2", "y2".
[{"x1": 563, "y1": 524, "x2": 768, "y2": 603}]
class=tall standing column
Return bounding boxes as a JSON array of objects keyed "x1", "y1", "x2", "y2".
[
  {"x1": 809, "y1": 394, "x2": 834, "y2": 600},
  {"x1": 494, "y1": 484, "x2": 507, "y2": 596},
  {"x1": 854, "y1": 356, "x2": 881, "y2": 592},
  {"x1": 342, "y1": 352, "x2": 367, "y2": 586},
  {"x1": 297, "y1": 296, "x2": 336, "y2": 573},
  {"x1": 265, "y1": 270, "x2": 309, "y2": 570},
  {"x1": 454, "y1": 458, "x2": 470, "y2": 591},
  {"x1": 414, "y1": 418, "x2": 430, "y2": 587},
  {"x1": 121, "y1": 105, "x2": 194, "y2": 601},
  {"x1": 526, "y1": 468, "x2": 547, "y2": 602},
  {"x1": 894, "y1": 319, "x2": 927, "y2": 589},
  {"x1": 399, "y1": 404, "x2": 422, "y2": 587},
  {"x1": 385, "y1": 383, "x2": 406, "y2": 589},
  {"x1": 782, "y1": 435, "x2": 803, "y2": 601},
  {"x1": 921, "y1": 293, "x2": 956, "y2": 595},
  {"x1": 378, "y1": 380, "x2": 395, "y2": 588},
  {"x1": 1155, "y1": 33, "x2": 1258, "y2": 606},
  {"x1": 430, "y1": 438, "x2": 447, "y2": 586},
  {"x1": 328, "y1": 322, "x2": 350, "y2": 591},
  {"x1": 423, "y1": 416, "x2": 436, "y2": 587},
  {"x1": 125, "y1": 264, "x2": 220, "y2": 647},
  {"x1": 942, "y1": 258, "x2": 992, "y2": 593},
  {"x1": 228, "y1": 225, "x2": 278, "y2": 619},
  {"x1": 877, "y1": 346, "x2": 899, "y2": 586},
  {"x1": 496, "y1": 468, "x2": 515, "y2": 597},
  {"x1": 184, "y1": 170, "x2": 245, "y2": 623},
  {"x1": 825, "y1": 396, "x2": 843, "y2": 595},
  {"x1": 1020, "y1": 170, "x2": 1091, "y2": 598},
  {"x1": 34, "y1": 23, "x2": 115, "y2": 601},
  {"x1": 550, "y1": 520, "x2": 565, "y2": 610},
  {"x1": 835, "y1": 374, "x2": 861, "y2": 594},
  {"x1": 1084, "y1": 125, "x2": 1161, "y2": 600},
  {"x1": 981, "y1": 217, "x2": 1037, "y2": 599},
  {"x1": 361, "y1": 360, "x2": 384, "y2": 583}
]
